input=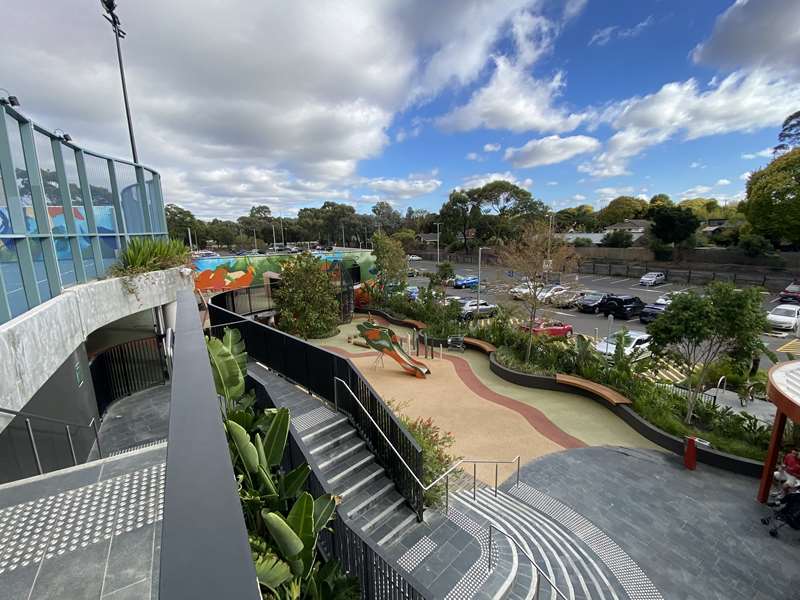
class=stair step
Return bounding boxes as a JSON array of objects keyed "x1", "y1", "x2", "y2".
[
  {"x1": 300, "y1": 415, "x2": 349, "y2": 443},
  {"x1": 375, "y1": 511, "x2": 418, "y2": 547},
  {"x1": 324, "y1": 451, "x2": 375, "y2": 484},
  {"x1": 308, "y1": 426, "x2": 356, "y2": 455},
  {"x1": 316, "y1": 438, "x2": 366, "y2": 470},
  {"x1": 357, "y1": 495, "x2": 407, "y2": 532},
  {"x1": 336, "y1": 464, "x2": 386, "y2": 498},
  {"x1": 343, "y1": 480, "x2": 396, "y2": 519}
]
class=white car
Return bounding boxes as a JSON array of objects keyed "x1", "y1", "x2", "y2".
[
  {"x1": 640, "y1": 272, "x2": 666, "y2": 286},
  {"x1": 537, "y1": 284, "x2": 569, "y2": 302},
  {"x1": 767, "y1": 304, "x2": 800, "y2": 331},
  {"x1": 510, "y1": 283, "x2": 533, "y2": 300},
  {"x1": 407, "y1": 254, "x2": 423, "y2": 261},
  {"x1": 459, "y1": 299, "x2": 498, "y2": 319},
  {"x1": 595, "y1": 330, "x2": 652, "y2": 359}
]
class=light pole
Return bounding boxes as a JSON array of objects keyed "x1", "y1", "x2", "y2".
[
  {"x1": 101, "y1": 1, "x2": 139, "y2": 163},
  {"x1": 279, "y1": 217, "x2": 285, "y2": 245},
  {"x1": 341, "y1": 224, "x2": 346, "y2": 248},
  {"x1": 435, "y1": 222, "x2": 442, "y2": 265},
  {"x1": 477, "y1": 246, "x2": 490, "y2": 309},
  {"x1": 271, "y1": 223, "x2": 276, "y2": 250},
  {"x1": 252, "y1": 228, "x2": 257, "y2": 251}
]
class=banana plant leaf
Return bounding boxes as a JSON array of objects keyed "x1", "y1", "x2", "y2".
[
  {"x1": 226, "y1": 420, "x2": 259, "y2": 474},
  {"x1": 263, "y1": 510, "x2": 304, "y2": 560},
  {"x1": 222, "y1": 327, "x2": 248, "y2": 379},
  {"x1": 207, "y1": 337, "x2": 245, "y2": 403},
  {"x1": 312, "y1": 495, "x2": 336, "y2": 533},
  {"x1": 281, "y1": 464, "x2": 310, "y2": 499},
  {"x1": 264, "y1": 408, "x2": 290, "y2": 467},
  {"x1": 254, "y1": 552, "x2": 293, "y2": 591},
  {"x1": 286, "y1": 492, "x2": 316, "y2": 578}
]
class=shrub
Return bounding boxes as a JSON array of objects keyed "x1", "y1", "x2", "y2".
[
  {"x1": 274, "y1": 253, "x2": 340, "y2": 339},
  {"x1": 738, "y1": 233, "x2": 773, "y2": 257},
  {"x1": 573, "y1": 237, "x2": 593, "y2": 247},
  {"x1": 109, "y1": 237, "x2": 188, "y2": 277},
  {"x1": 600, "y1": 230, "x2": 633, "y2": 248}
]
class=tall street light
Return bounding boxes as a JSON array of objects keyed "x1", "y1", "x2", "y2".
[
  {"x1": 435, "y1": 222, "x2": 442, "y2": 265},
  {"x1": 477, "y1": 246, "x2": 490, "y2": 309},
  {"x1": 252, "y1": 228, "x2": 258, "y2": 251},
  {"x1": 101, "y1": 1, "x2": 139, "y2": 163}
]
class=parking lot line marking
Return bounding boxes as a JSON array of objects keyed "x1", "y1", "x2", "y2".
[
  {"x1": 626, "y1": 318, "x2": 639, "y2": 323},
  {"x1": 610, "y1": 278, "x2": 630, "y2": 284},
  {"x1": 674, "y1": 287, "x2": 691, "y2": 293},
  {"x1": 628, "y1": 286, "x2": 662, "y2": 293},
  {"x1": 553, "y1": 311, "x2": 574, "y2": 317},
  {"x1": 590, "y1": 276, "x2": 611, "y2": 281},
  {"x1": 770, "y1": 297, "x2": 781, "y2": 303}
]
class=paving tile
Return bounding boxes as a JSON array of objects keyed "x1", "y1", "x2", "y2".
[
  {"x1": 0, "y1": 562, "x2": 39, "y2": 600},
  {"x1": 28, "y1": 537, "x2": 110, "y2": 600},
  {"x1": 102, "y1": 577, "x2": 149, "y2": 599},
  {"x1": 101, "y1": 525, "x2": 155, "y2": 595},
  {"x1": 0, "y1": 464, "x2": 102, "y2": 508}
]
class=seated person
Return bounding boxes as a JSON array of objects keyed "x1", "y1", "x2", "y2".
[{"x1": 774, "y1": 448, "x2": 800, "y2": 495}]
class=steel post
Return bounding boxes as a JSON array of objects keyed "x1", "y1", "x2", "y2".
[{"x1": 26, "y1": 419, "x2": 43, "y2": 475}]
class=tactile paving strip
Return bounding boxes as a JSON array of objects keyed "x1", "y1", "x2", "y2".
[
  {"x1": 292, "y1": 406, "x2": 337, "y2": 433},
  {"x1": 397, "y1": 536, "x2": 437, "y2": 572},
  {"x1": 0, "y1": 463, "x2": 164, "y2": 575},
  {"x1": 443, "y1": 507, "x2": 497, "y2": 600}
]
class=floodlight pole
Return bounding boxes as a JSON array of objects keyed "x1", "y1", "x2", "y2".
[
  {"x1": 477, "y1": 246, "x2": 489, "y2": 308},
  {"x1": 102, "y1": 3, "x2": 138, "y2": 163},
  {"x1": 252, "y1": 228, "x2": 257, "y2": 251},
  {"x1": 435, "y1": 222, "x2": 441, "y2": 264}
]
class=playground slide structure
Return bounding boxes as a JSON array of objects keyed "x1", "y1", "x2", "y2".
[{"x1": 356, "y1": 320, "x2": 430, "y2": 378}]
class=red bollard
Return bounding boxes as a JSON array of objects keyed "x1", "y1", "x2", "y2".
[{"x1": 684, "y1": 436, "x2": 697, "y2": 470}]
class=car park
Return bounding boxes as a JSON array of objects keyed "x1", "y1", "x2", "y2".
[
  {"x1": 459, "y1": 299, "x2": 497, "y2": 319},
  {"x1": 779, "y1": 283, "x2": 800, "y2": 304},
  {"x1": 639, "y1": 272, "x2": 666, "y2": 286},
  {"x1": 576, "y1": 291, "x2": 610, "y2": 313},
  {"x1": 598, "y1": 295, "x2": 646, "y2": 319},
  {"x1": 550, "y1": 289, "x2": 590, "y2": 309},
  {"x1": 595, "y1": 330, "x2": 652, "y2": 359},
  {"x1": 454, "y1": 275, "x2": 479, "y2": 289},
  {"x1": 519, "y1": 319, "x2": 573, "y2": 337},
  {"x1": 407, "y1": 254, "x2": 423, "y2": 261},
  {"x1": 766, "y1": 304, "x2": 800, "y2": 331},
  {"x1": 639, "y1": 302, "x2": 667, "y2": 324}
]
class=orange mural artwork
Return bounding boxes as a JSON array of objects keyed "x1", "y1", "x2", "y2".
[{"x1": 194, "y1": 265, "x2": 255, "y2": 292}]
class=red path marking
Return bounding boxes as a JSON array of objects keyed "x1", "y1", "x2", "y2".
[{"x1": 325, "y1": 343, "x2": 586, "y2": 450}]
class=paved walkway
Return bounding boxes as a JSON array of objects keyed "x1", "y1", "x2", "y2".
[
  {"x1": 320, "y1": 316, "x2": 657, "y2": 484},
  {"x1": 0, "y1": 444, "x2": 165, "y2": 600},
  {"x1": 508, "y1": 446, "x2": 800, "y2": 600},
  {"x1": 93, "y1": 385, "x2": 170, "y2": 458}
]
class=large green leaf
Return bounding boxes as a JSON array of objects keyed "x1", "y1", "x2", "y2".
[
  {"x1": 207, "y1": 337, "x2": 245, "y2": 403},
  {"x1": 264, "y1": 408, "x2": 290, "y2": 467},
  {"x1": 312, "y1": 495, "x2": 336, "y2": 533},
  {"x1": 281, "y1": 464, "x2": 310, "y2": 499},
  {"x1": 254, "y1": 433, "x2": 268, "y2": 469},
  {"x1": 222, "y1": 327, "x2": 248, "y2": 379},
  {"x1": 263, "y1": 510, "x2": 304, "y2": 560},
  {"x1": 286, "y1": 493, "x2": 316, "y2": 578},
  {"x1": 257, "y1": 465, "x2": 278, "y2": 496},
  {"x1": 226, "y1": 420, "x2": 259, "y2": 474},
  {"x1": 254, "y1": 552, "x2": 293, "y2": 591}
]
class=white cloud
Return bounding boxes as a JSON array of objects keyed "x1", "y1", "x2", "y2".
[
  {"x1": 741, "y1": 147, "x2": 774, "y2": 159},
  {"x1": 461, "y1": 171, "x2": 529, "y2": 190},
  {"x1": 595, "y1": 186, "x2": 634, "y2": 203},
  {"x1": 504, "y1": 134, "x2": 600, "y2": 168},
  {"x1": 573, "y1": 194, "x2": 586, "y2": 201},
  {"x1": 716, "y1": 178, "x2": 731, "y2": 186},
  {"x1": 636, "y1": 193, "x2": 647, "y2": 200},
  {"x1": 364, "y1": 176, "x2": 442, "y2": 199},
  {"x1": 689, "y1": 161, "x2": 706, "y2": 169},
  {"x1": 546, "y1": 181, "x2": 558, "y2": 186},
  {"x1": 466, "y1": 152, "x2": 481, "y2": 161},
  {"x1": 589, "y1": 16, "x2": 653, "y2": 47},
  {"x1": 580, "y1": 69, "x2": 800, "y2": 177},
  {"x1": 483, "y1": 143, "x2": 501, "y2": 152},
  {"x1": 692, "y1": 0, "x2": 800, "y2": 77},
  {"x1": 682, "y1": 185, "x2": 712, "y2": 198},
  {"x1": 740, "y1": 171, "x2": 752, "y2": 181},
  {"x1": 562, "y1": 0, "x2": 588, "y2": 22}
]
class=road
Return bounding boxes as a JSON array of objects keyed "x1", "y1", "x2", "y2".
[{"x1": 408, "y1": 259, "x2": 796, "y2": 367}]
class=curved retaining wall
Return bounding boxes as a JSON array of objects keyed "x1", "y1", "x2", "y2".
[{"x1": 488, "y1": 352, "x2": 764, "y2": 478}]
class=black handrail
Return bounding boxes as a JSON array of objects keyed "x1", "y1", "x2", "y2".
[
  {"x1": 208, "y1": 294, "x2": 425, "y2": 520},
  {"x1": 159, "y1": 290, "x2": 260, "y2": 600}
]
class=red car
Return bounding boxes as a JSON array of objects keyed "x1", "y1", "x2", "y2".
[
  {"x1": 780, "y1": 282, "x2": 800, "y2": 304},
  {"x1": 519, "y1": 320, "x2": 574, "y2": 337}
]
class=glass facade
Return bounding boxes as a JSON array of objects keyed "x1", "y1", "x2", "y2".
[{"x1": 0, "y1": 105, "x2": 167, "y2": 324}]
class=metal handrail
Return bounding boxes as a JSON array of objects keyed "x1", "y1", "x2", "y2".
[
  {"x1": 333, "y1": 377, "x2": 520, "y2": 511},
  {"x1": 488, "y1": 525, "x2": 570, "y2": 600},
  {"x1": 0, "y1": 407, "x2": 102, "y2": 473}
]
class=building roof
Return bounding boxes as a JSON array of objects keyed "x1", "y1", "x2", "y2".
[
  {"x1": 417, "y1": 232, "x2": 438, "y2": 242},
  {"x1": 604, "y1": 219, "x2": 652, "y2": 231}
]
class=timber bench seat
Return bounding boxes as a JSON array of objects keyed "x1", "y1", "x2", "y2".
[
  {"x1": 555, "y1": 374, "x2": 632, "y2": 406},
  {"x1": 463, "y1": 337, "x2": 497, "y2": 354}
]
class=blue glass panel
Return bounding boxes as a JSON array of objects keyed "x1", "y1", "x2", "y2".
[
  {"x1": 79, "y1": 236, "x2": 97, "y2": 279},
  {"x1": 33, "y1": 132, "x2": 64, "y2": 233},
  {"x1": 5, "y1": 114, "x2": 38, "y2": 234},
  {"x1": 28, "y1": 238, "x2": 53, "y2": 301},
  {"x1": 61, "y1": 148, "x2": 87, "y2": 232},
  {"x1": 0, "y1": 238, "x2": 28, "y2": 316},
  {"x1": 99, "y1": 236, "x2": 119, "y2": 274},
  {"x1": 85, "y1": 155, "x2": 116, "y2": 233},
  {"x1": 145, "y1": 172, "x2": 162, "y2": 233},
  {"x1": 117, "y1": 164, "x2": 145, "y2": 233},
  {"x1": 56, "y1": 239, "x2": 77, "y2": 286}
]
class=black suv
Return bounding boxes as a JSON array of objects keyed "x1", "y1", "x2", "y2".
[
  {"x1": 598, "y1": 295, "x2": 645, "y2": 319},
  {"x1": 576, "y1": 291, "x2": 610, "y2": 313}
]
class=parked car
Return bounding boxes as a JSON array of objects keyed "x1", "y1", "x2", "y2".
[
  {"x1": 779, "y1": 282, "x2": 800, "y2": 304},
  {"x1": 459, "y1": 299, "x2": 497, "y2": 320},
  {"x1": 192, "y1": 250, "x2": 220, "y2": 259},
  {"x1": 439, "y1": 295, "x2": 462, "y2": 305},
  {"x1": 510, "y1": 282, "x2": 533, "y2": 300},
  {"x1": 550, "y1": 289, "x2": 590, "y2": 309},
  {"x1": 639, "y1": 272, "x2": 666, "y2": 286},
  {"x1": 407, "y1": 267, "x2": 420, "y2": 277},
  {"x1": 407, "y1": 254, "x2": 423, "y2": 262},
  {"x1": 639, "y1": 303, "x2": 667, "y2": 324},
  {"x1": 767, "y1": 304, "x2": 800, "y2": 331},
  {"x1": 454, "y1": 275, "x2": 480, "y2": 289},
  {"x1": 576, "y1": 291, "x2": 610, "y2": 313},
  {"x1": 405, "y1": 286, "x2": 420, "y2": 301},
  {"x1": 595, "y1": 330, "x2": 652, "y2": 359},
  {"x1": 537, "y1": 284, "x2": 570, "y2": 303},
  {"x1": 598, "y1": 295, "x2": 646, "y2": 319},
  {"x1": 519, "y1": 319, "x2": 574, "y2": 337}
]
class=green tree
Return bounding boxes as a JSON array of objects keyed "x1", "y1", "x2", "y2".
[
  {"x1": 274, "y1": 253, "x2": 339, "y2": 339},
  {"x1": 439, "y1": 189, "x2": 479, "y2": 252},
  {"x1": 647, "y1": 283, "x2": 768, "y2": 423},
  {"x1": 555, "y1": 205, "x2": 599, "y2": 232},
  {"x1": 371, "y1": 231, "x2": 406, "y2": 296},
  {"x1": 597, "y1": 196, "x2": 647, "y2": 227},
  {"x1": 738, "y1": 233, "x2": 773, "y2": 257},
  {"x1": 775, "y1": 110, "x2": 800, "y2": 155},
  {"x1": 165, "y1": 203, "x2": 198, "y2": 244},
  {"x1": 600, "y1": 229, "x2": 633, "y2": 247},
  {"x1": 391, "y1": 228, "x2": 417, "y2": 252},
  {"x1": 649, "y1": 193, "x2": 672, "y2": 208},
  {"x1": 650, "y1": 206, "x2": 700, "y2": 245},
  {"x1": 372, "y1": 201, "x2": 402, "y2": 233},
  {"x1": 742, "y1": 147, "x2": 800, "y2": 245}
]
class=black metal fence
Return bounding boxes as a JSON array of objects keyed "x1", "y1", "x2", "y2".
[
  {"x1": 209, "y1": 295, "x2": 425, "y2": 520},
  {"x1": 90, "y1": 336, "x2": 167, "y2": 414},
  {"x1": 253, "y1": 377, "x2": 428, "y2": 599}
]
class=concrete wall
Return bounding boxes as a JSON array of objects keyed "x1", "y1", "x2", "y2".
[
  {"x1": 0, "y1": 267, "x2": 193, "y2": 431},
  {"x1": 0, "y1": 345, "x2": 98, "y2": 483}
]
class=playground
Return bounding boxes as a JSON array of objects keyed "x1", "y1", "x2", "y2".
[{"x1": 318, "y1": 315, "x2": 659, "y2": 483}]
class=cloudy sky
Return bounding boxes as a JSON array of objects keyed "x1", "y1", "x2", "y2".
[{"x1": 3, "y1": 0, "x2": 799, "y2": 219}]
